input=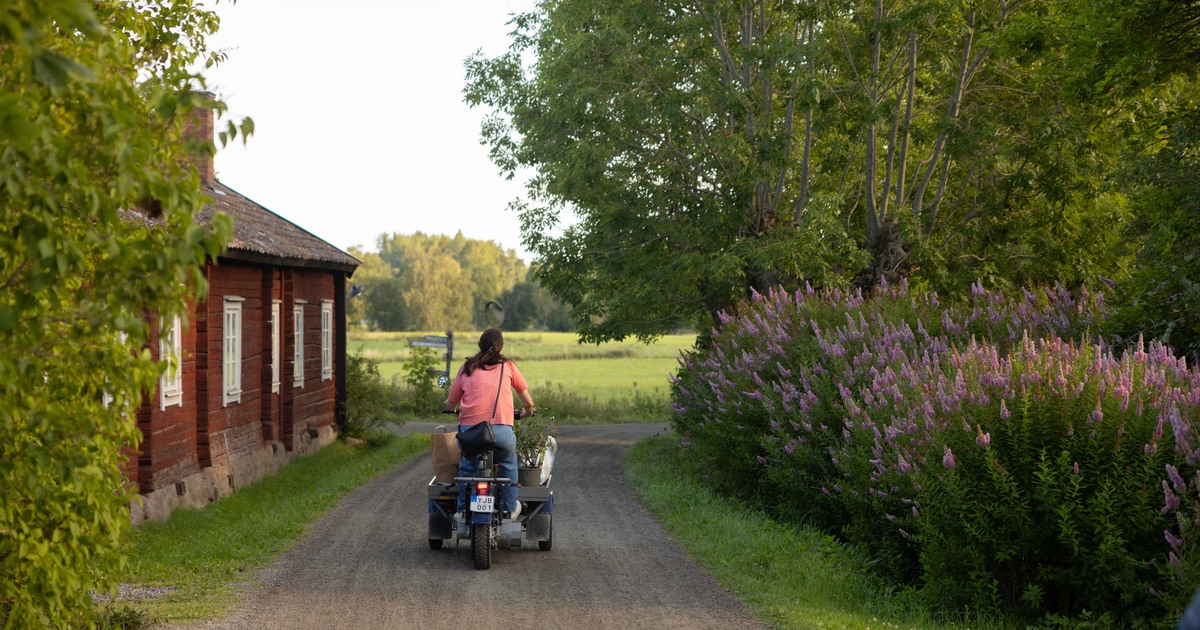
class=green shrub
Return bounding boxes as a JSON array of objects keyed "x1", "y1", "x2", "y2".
[
  {"x1": 94, "y1": 602, "x2": 160, "y2": 630},
  {"x1": 534, "y1": 381, "x2": 669, "y2": 423},
  {"x1": 342, "y1": 351, "x2": 403, "y2": 438},
  {"x1": 398, "y1": 347, "x2": 443, "y2": 415},
  {"x1": 672, "y1": 281, "x2": 1200, "y2": 626}
]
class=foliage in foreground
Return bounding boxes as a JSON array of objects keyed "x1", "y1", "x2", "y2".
[
  {"x1": 672, "y1": 281, "x2": 1199, "y2": 626},
  {"x1": 0, "y1": 2, "x2": 245, "y2": 627}
]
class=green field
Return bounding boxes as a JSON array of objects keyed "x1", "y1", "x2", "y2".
[{"x1": 349, "y1": 331, "x2": 696, "y2": 403}]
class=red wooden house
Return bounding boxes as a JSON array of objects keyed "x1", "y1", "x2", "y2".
[{"x1": 127, "y1": 106, "x2": 361, "y2": 523}]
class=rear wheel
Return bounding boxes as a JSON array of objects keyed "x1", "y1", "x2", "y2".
[
  {"x1": 538, "y1": 516, "x2": 553, "y2": 551},
  {"x1": 471, "y1": 524, "x2": 492, "y2": 569},
  {"x1": 428, "y1": 538, "x2": 443, "y2": 550}
]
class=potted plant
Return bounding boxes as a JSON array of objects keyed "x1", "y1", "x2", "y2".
[{"x1": 515, "y1": 413, "x2": 555, "y2": 486}]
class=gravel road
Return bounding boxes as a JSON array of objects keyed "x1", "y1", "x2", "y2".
[{"x1": 173, "y1": 423, "x2": 763, "y2": 630}]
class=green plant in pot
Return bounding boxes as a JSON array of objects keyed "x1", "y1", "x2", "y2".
[{"x1": 515, "y1": 413, "x2": 555, "y2": 486}]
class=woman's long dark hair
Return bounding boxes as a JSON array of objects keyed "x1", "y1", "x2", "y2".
[{"x1": 461, "y1": 329, "x2": 507, "y2": 376}]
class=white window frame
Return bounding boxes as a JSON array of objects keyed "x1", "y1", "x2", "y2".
[
  {"x1": 321, "y1": 300, "x2": 333, "y2": 381},
  {"x1": 271, "y1": 300, "x2": 281, "y2": 394},
  {"x1": 160, "y1": 314, "x2": 183, "y2": 409},
  {"x1": 293, "y1": 301, "x2": 305, "y2": 388},
  {"x1": 103, "y1": 331, "x2": 128, "y2": 409},
  {"x1": 223, "y1": 297, "x2": 243, "y2": 406}
]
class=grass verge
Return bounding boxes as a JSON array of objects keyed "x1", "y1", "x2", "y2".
[
  {"x1": 121, "y1": 431, "x2": 428, "y2": 622},
  {"x1": 624, "y1": 435, "x2": 1015, "y2": 630}
]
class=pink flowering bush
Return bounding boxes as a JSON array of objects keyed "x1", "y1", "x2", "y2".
[{"x1": 671, "y1": 280, "x2": 1200, "y2": 625}]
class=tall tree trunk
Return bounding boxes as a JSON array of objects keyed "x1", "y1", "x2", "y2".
[
  {"x1": 863, "y1": 0, "x2": 884, "y2": 243},
  {"x1": 913, "y1": 10, "x2": 980, "y2": 239},
  {"x1": 793, "y1": 18, "x2": 815, "y2": 223},
  {"x1": 894, "y1": 32, "x2": 916, "y2": 213}
]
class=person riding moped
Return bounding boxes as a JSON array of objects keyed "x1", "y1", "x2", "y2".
[{"x1": 443, "y1": 329, "x2": 535, "y2": 525}]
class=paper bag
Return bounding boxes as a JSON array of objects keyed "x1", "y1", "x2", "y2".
[{"x1": 431, "y1": 430, "x2": 460, "y2": 483}]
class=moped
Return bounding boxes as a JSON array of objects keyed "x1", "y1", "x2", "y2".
[{"x1": 427, "y1": 410, "x2": 554, "y2": 570}]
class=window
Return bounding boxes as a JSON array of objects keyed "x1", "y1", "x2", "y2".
[
  {"x1": 103, "y1": 331, "x2": 128, "y2": 409},
  {"x1": 160, "y1": 314, "x2": 183, "y2": 409},
  {"x1": 293, "y1": 301, "x2": 305, "y2": 388},
  {"x1": 271, "y1": 300, "x2": 281, "y2": 394},
  {"x1": 321, "y1": 300, "x2": 333, "y2": 381},
  {"x1": 223, "y1": 298, "x2": 243, "y2": 406}
]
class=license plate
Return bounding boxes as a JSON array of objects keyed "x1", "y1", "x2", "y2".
[{"x1": 471, "y1": 495, "x2": 494, "y2": 513}]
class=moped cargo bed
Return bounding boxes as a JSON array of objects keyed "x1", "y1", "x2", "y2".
[{"x1": 427, "y1": 477, "x2": 552, "y2": 502}]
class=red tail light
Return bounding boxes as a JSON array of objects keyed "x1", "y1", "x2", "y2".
[{"x1": 475, "y1": 482, "x2": 490, "y2": 495}]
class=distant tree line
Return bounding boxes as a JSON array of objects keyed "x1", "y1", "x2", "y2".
[{"x1": 347, "y1": 232, "x2": 574, "y2": 332}]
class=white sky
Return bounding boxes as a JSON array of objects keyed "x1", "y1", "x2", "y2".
[{"x1": 203, "y1": 0, "x2": 539, "y2": 262}]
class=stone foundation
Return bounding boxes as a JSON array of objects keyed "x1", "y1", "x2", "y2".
[{"x1": 130, "y1": 425, "x2": 338, "y2": 525}]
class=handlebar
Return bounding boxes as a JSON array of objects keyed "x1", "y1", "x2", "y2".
[{"x1": 439, "y1": 409, "x2": 535, "y2": 420}]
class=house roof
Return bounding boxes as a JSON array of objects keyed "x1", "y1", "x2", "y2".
[{"x1": 197, "y1": 180, "x2": 361, "y2": 274}]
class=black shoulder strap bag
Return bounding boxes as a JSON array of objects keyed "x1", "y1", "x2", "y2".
[{"x1": 456, "y1": 362, "x2": 503, "y2": 457}]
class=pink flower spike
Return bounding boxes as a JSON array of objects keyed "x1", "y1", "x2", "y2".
[
  {"x1": 1168, "y1": 464, "x2": 1186, "y2": 493},
  {"x1": 1163, "y1": 481, "x2": 1181, "y2": 513},
  {"x1": 975, "y1": 425, "x2": 991, "y2": 447},
  {"x1": 942, "y1": 446, "x2": 956, "y2": 470}
]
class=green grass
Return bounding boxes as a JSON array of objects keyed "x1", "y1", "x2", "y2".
[
  {"x1": 624, "y1": 435, "x2": 1016, "y2": 630},
  {"x1": 350, "y1": 331, "x2": 693, "y2": 362},
  {"x1": 522, "y1": 357, "x2": 677, "y2": 401},
  {"x1": 352, "y1": 331, "x2": 695, "y2": 413},
  {"x1": 121, "y1": 433, "x2": 427, "y2": 621}
]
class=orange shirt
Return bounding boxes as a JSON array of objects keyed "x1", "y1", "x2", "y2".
[{"x1": 447, "y1": 360, "x2": 527, "y2": 426}]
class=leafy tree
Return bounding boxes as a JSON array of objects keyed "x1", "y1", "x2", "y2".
[
  {"x1": 1058, "y1": 0, "x2": 1200, "y2": 362},
  {"x1": 374, "y1": 232, "x2": 526, "y2": 330},
  {"x1": 0, "y1": 1, "x2": 243, "y2": 625},
  {"x1": 467, "y1": 1, "x2": 866, "y2": 342},
  {"x1": 346, "y1": 249, "x2": 407, "y2": 330},
  {"x1": 1117, "y1": 97, "x2": 1200, "y2": 362},
  {"x1": 466, "y1": 0, "x2": 1119, "y2": 341},
  {"x1": 398, "y1": 246, "x2": 472, "y2": 330},
  {"x1": 498, "y1": 276, "x2": 576, "y2": 332},
  {"x1": 499, "y1": 280, "x2": 540, "y2": 331},
  {"x1": 456, "y1": 235, "x2": 526, "y2": 326}
]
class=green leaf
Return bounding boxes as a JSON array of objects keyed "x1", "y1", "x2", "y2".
[
  {"x1": 0, "y1": 306, "x2": 17, "y2": 332},
  {"x1": 56, "y1": 0, "x2": 103, "y2": 37},
  {"x1": 31, "y1": 48, "x2": 94, "y2": 91}
]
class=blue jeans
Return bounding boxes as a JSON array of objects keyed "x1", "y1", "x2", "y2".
[{"x1": 457, "y1": 423, "x2": 519, "y2": 513}]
